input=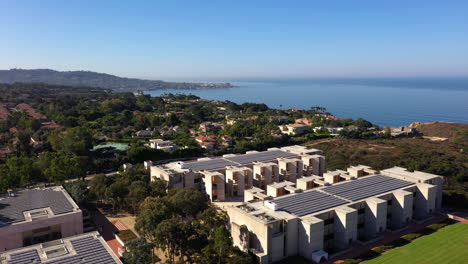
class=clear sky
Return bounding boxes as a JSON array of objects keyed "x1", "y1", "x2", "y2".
[{"x1": 1, "y1": 0, "x2": 468, "y2": 80}]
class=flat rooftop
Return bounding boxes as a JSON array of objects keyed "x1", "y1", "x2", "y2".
[
  {"x1": 274, "y1": 190, "x2": 348, "y2": 216},
  {"x1": 0, "y1": 187, "x2": 78, "y2": 226},
  {"x1": 0, "y1": 232, "x2": 122, "y2": 264},
  {"x1": 321, "y1": 174, "x2": 413, "y2": 201},
  {"x1": 258, "y1": 174, "x2": 415, "y2": 217},
  {"x1": 177, "y1": 149, "x2": 296, "y2": 171}
]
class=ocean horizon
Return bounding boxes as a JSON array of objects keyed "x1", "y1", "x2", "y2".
[{"x1": 145, "y1": 78, "x2": 468, "y2": 127}]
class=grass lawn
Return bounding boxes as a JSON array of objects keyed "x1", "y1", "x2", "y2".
[{"x1": 365, "y1": 223, "x2": 468, "y2": 264}]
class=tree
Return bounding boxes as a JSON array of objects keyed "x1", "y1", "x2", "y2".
[
  {"x1": 122, "y1": 238, "x2": 154, "y2": 264},
  {"x1": 149, "y1": 178, "x2": 167, "y2": 197},
  {"x1": 5, "y1": 156, "x2": 36, "y2": 187},
  {"x1": 0, "y1": 165, "x2": 11, "y2": 193},
  {"x1": 214, "y1": 226, "x2": 232, "y2": 263},
  {"x1": 154, "y1": 218, "x2": 186, "y2": 264},
  {"x1": 89, "y1": 174, "x2": 110, "y2": 203},
  {"x1": 15, "y1": 131, "x2": 32, "y2": 155},
  {"x1": 105, "y1": 179, "x2": 129, "y2": 211},
  {"x1": 168, "y1": 188, "x2": 209, "y2": 218},
  {"x1": 48, "y1": 154, "x2": 84, "y2": 184},
  {"x1": 135, "y1": 197, "x2": 172, "y2": 242},
  {"x1": 49, "y1": 127, "x2": 93, "y2": 155},
  {"x1": 64, "y1": 181, "x2": 89, "y2": 205},
  {"x1": 354, "y1": 118, "x2": 373, "y2": 129},
  {"x1": 127, "y1": 181, "x2": 149, "y2": 214}
]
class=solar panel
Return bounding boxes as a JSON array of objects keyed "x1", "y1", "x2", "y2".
[
  {"x1": 182, "y1": 159, "x2": 237, "y2": 171},
  {"x1": 0, "y1": 189, "x2": 75, "y2": 225},
  {"x1": 180, "y1": 150, "x2": 295, "y2": 172},
  {"x1": 5, "y1": 235, "x2": 119, "y2": 264},
  {"x1": 7, "y1": 250, "x2": 39, "y2": 264},
  {"x1": 226, "y1": 150, "x2": 295, "y2": 165},
  {"x1": 274, "y1": 190, "x2": 348, "y2": 216},
  {"x1": 321, "y1": 175, "x2": 413, "y2": 201}
]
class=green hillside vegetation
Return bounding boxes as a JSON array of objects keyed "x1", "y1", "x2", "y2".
[{"x1": 306, "y1": 136, "x2": 467, "y2": 208}]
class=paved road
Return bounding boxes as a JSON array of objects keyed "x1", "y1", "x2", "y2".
[{"x1": 65, "y1": 170, "x2": 119, "y2": 183}]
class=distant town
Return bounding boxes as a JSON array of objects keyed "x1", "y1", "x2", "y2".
[{"x1": 0, "y1": 82, "x2": 466, "y2": 264}]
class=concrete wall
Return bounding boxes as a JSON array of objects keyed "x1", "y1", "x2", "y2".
[
  {"x1": 0, "y1": 211, "x2": 83, "y2": 252},
  {"x1": 301, "y1": 155, "x2": 325, "y2": 177},
  {"x1": 391, "y1": 190, "x2": 413, "y2": 229},
  {"x1": 364, "y1": 198, "x2": 387, "y2": 240},
  {"x1": 298, "y1": 216, "x2": 324, "y2": 261},
  {"x1": 227, "y1": 207, "x2": 270, "y2": 259},
  {"x1": 334, "y1": 206, "x2": 358, "y2": 250},
  {"x1": 414, "y1": 183, "x2": 437, "y2": 219},
  {"x1": 278, "y1": 159, "x2": 303, "y2": 182}
]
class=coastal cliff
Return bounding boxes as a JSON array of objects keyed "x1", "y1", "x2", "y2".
[{"x1": 0, "y1": 69, "x2": 234, "y2": 92}]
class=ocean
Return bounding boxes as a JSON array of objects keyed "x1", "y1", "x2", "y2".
[{"x1": 145, "y1": 78, "x2": 468, "y2": 127}]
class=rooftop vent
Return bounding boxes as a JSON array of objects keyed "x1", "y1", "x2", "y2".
[
  {"x1": 264, "y1": 200, "x2": 278, "y2": 211},
  {"x1": 43, "y1": 245, "x2": 69, "y2": 259}
]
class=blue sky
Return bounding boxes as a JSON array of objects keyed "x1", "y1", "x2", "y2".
[{"x1": 1, "y1": 0, "x2": 468, "y2": 80}]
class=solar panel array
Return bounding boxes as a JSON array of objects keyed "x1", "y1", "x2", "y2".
[
  {"x1": 226, "y1": 150, "x2": 295, "y2": 165},
  {"x1": 6, "y1": 235, "x2": 119, "y2": 264},
  {"x1": 268, "y1": 175, "x2": 415, "y2": 217},
  {"x1": 182, "y1": 159, "x2": 237, "y2": 171},
  {"x1": 321, "y1": 175, "x2": 414, "y2": 201},
  {"x1": 0, "y1": 189, "x2": 75, "y2": 225},
  {"x1": 6, "y1": 249, "x2": 39, "y2": 264},
  {"x1": 274, "y1": 190, "x2": 348, "y2": 216},
  {"x1": 182, "y1": 150, "x2": 295, "y2": 171}
]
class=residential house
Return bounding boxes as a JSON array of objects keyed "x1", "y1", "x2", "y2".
[
  {"x1": 278, "y1": 124, "x2": 308, "y2": 135},
  {"x1": 149, "y1": 139, "x2": 177, "y2": 151}
]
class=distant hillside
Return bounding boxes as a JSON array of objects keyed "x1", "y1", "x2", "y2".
[
  {"x1": 0, "y1": 69, "x2": 233, "y2": 91},
  {"x1": 412, "y1": 121, "x2": 468, "y2": 144}
]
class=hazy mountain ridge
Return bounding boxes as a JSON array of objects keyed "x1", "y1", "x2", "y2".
[{"x1": 0, "y1": 69, "x2": 233, "y2": 91}]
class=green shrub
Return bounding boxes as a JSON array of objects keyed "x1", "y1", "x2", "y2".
[
  {"x1": 402, "y1": 233, "x2": 422, "y2": 241},
  {"x1": 342, "y1": 258, "x2": 362, "y2": 264},
  {"x1": 372, "y1": 245, "x2": 394, "y2": 253},
  {"x1": 427, "y1": 223, "x2": 447, "y2": 230},
  {"x1": 116, "y1": 229, "x2": 138, "y2": 243}
]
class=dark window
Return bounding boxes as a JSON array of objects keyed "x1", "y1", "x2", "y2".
[
  {"x1": 387, "y1": 200, "x2": 393, "y2": 205},
  {"x1": 324, "y1": 234, "x2": 334, "y2": 241},
  {"x1": 358, "y1": 223, "x2": 365, "y2": 229},
  {"x1": 358, "y1": 208, "x2": 365, "y2": 215},
  {"x1": 324, "y1": 218, "x2": 334, "y2": 225}
]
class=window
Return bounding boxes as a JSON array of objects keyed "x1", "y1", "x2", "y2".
[
  {"x1": 387, "y1": 200, "x2": 393, "y2": 205},
  {"x1": 358, "y1": 208, "x2": 365, "y2": 215},
  {"x1": 324, "y1": 218, "x2": 334, "y2": 225},
  {"x1": 358, "y1": 223, "x2": 365, "y2": 229}
]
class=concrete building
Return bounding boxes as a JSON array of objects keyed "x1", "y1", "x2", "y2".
[
  {"x1": 0, "y1": 232, "x2": 122, "y2": 263},
  {"x1": 0, "y1": 187, "x2": 83, "y2": 252},
  {"x1": 226, "y1": 167, "x2": 443, "y2": 263},
  {"x1": 150, "y1": 146, "x2": 326, "y2": 201}
]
